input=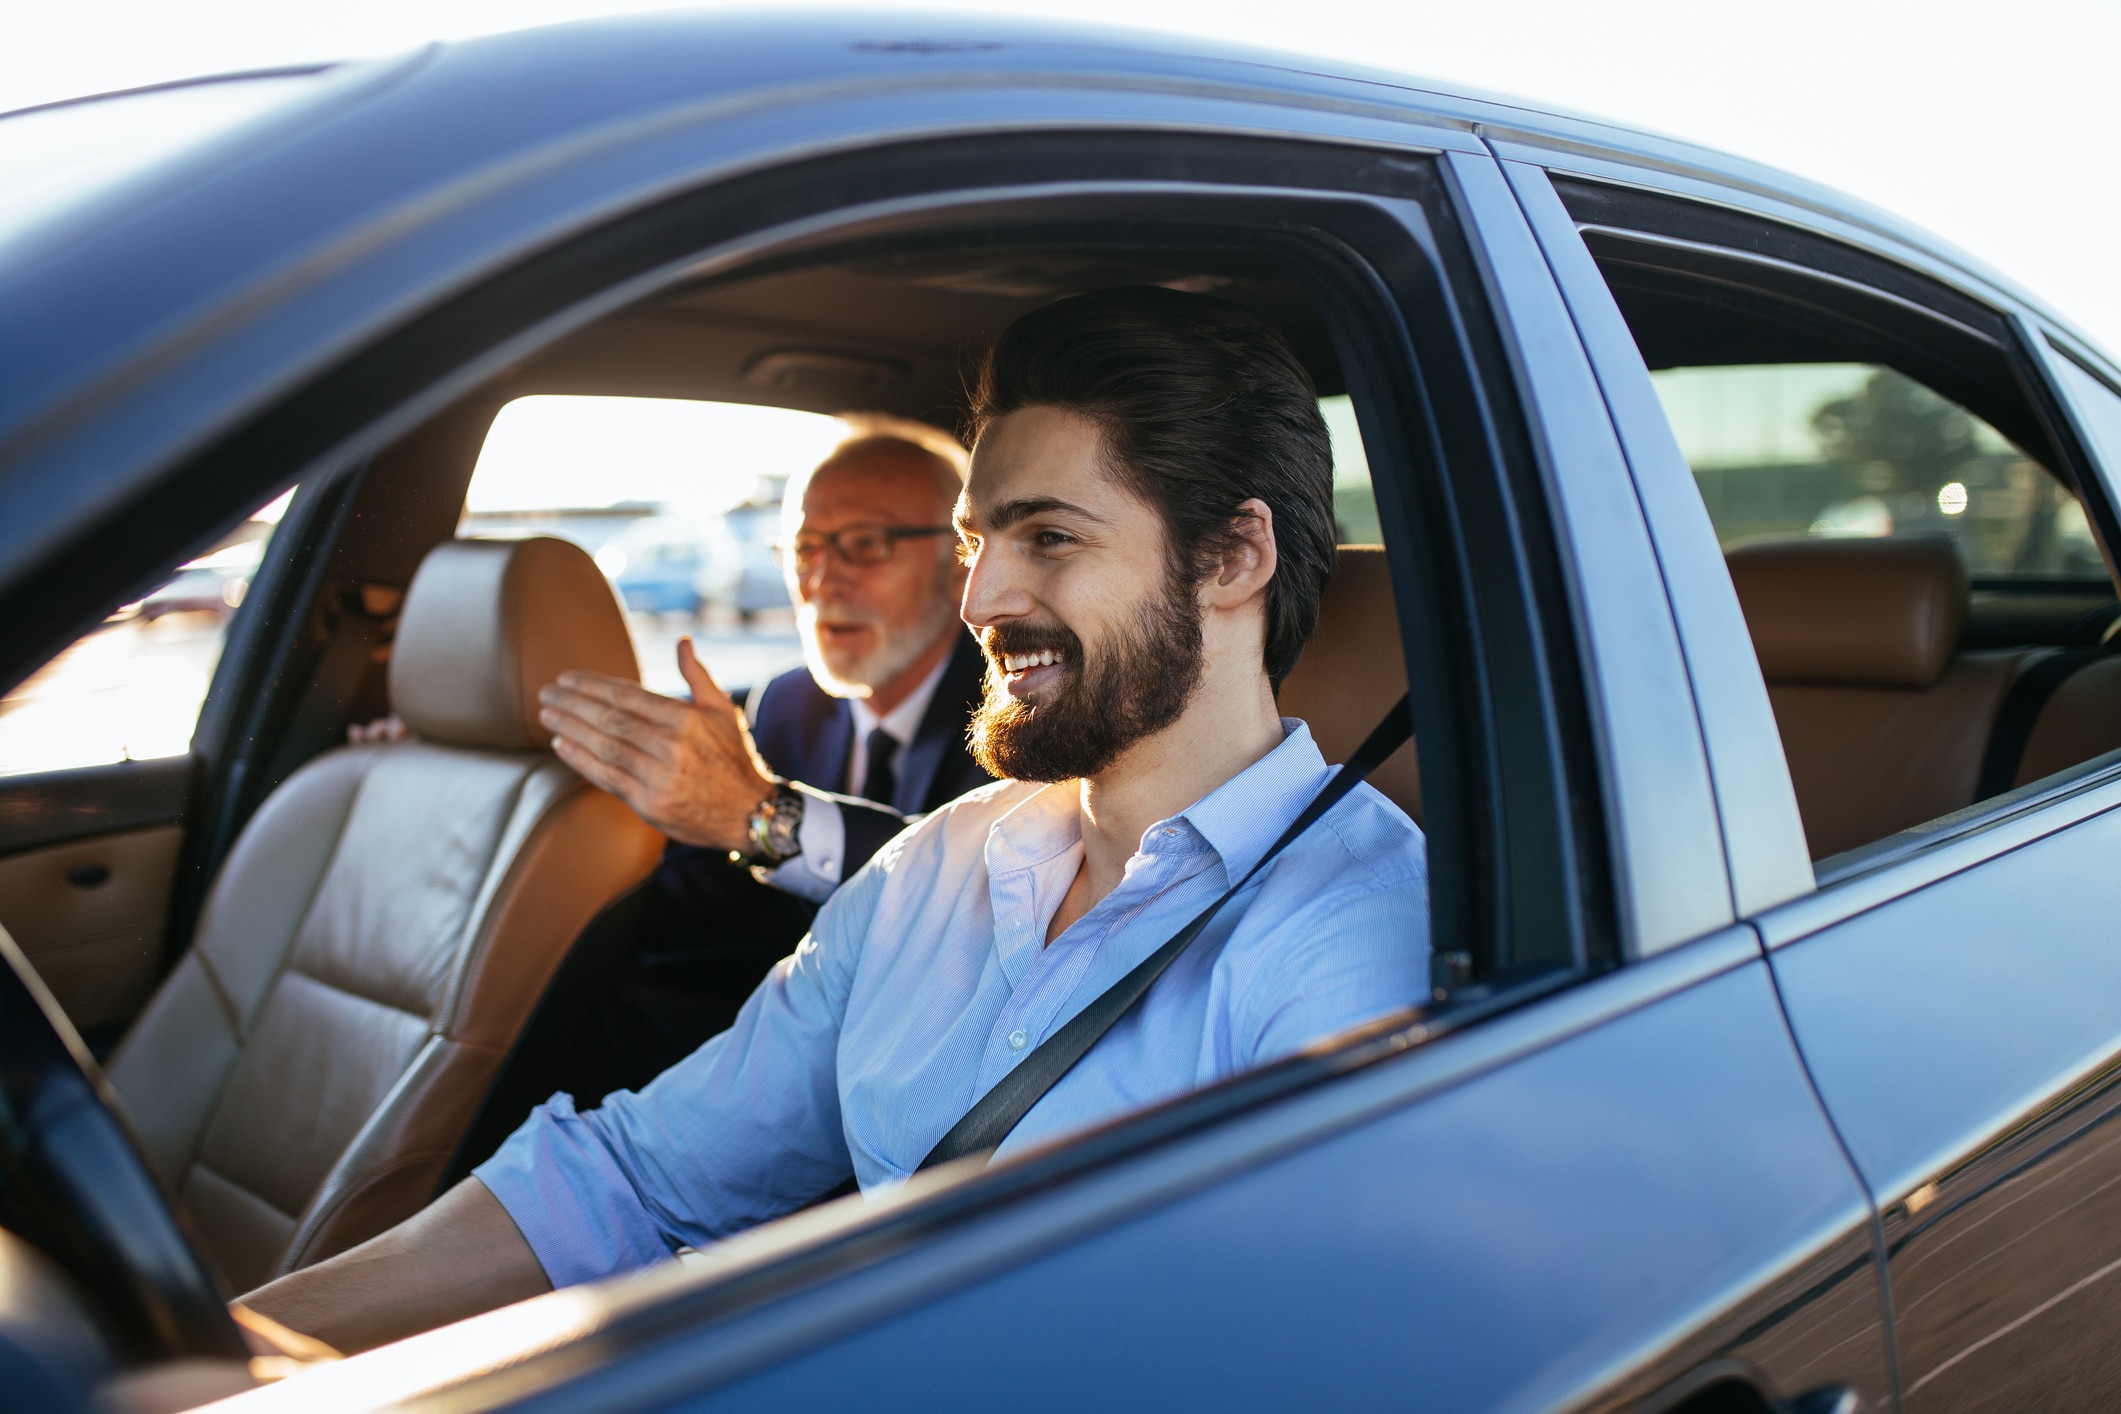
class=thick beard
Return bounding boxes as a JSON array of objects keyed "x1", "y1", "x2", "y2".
[{"x1": 971, "y1": 573, "x2": 1204, "y2": 782}]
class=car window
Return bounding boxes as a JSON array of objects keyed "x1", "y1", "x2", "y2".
[
  {"x1": 0, "y1": 490, "x2": 293, "y2": 777},
  {"x1": 1649, "y1": 362, "x2": 2101, "y2": 577},
  {"x1": 1560, "y1": 186, "x2": 2121, "y2": 865},
  {"x1": 463, "y1": 396, "x2": 848, "y2": 698},
  {"x1": 467, "y1": 394, "x2": 1383, "y2": 700},
  {"x1": 1320, "y1": 394, "x2": 1382, "y2": 544}
]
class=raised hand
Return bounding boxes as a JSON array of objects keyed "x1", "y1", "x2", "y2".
[{"x1": 537, "y1": 637, "x2": 777, "y2": 852}]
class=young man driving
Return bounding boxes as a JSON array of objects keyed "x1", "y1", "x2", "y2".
[{"x1": 243, "y1": 287, "x2": 1430, "y2": 1350}]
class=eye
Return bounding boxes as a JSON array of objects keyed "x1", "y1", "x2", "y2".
[{"x1": 1032, "y1": 528, "x2": 1075, "y2": 551}]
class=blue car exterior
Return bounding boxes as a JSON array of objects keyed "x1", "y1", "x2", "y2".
[{"x1": 2, "y1": 15, "x2": 2120, "y2": 1414}]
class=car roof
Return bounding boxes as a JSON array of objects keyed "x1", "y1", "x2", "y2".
[{"x1": 0, "y1": 11, "x2": 2104, "y2": 637}]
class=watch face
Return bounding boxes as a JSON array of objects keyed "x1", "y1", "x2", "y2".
[{"x1": 763, "y1": 791, "x2": 804, "y2": 860}]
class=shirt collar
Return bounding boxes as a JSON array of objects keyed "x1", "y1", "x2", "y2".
[
  {"x1": 1164, "y1": 719, "x2": 1330, "y2": 883},
  {"x1": 981, "y1": 718, "x2": 1331, "y2": 884},
  {"x1": 848, "y1": 644, "x2": 953, "y2": 746}
]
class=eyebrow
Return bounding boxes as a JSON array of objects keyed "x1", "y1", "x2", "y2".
[{"x1": 956, "y1": 495, "x2": 1108, "y2": 533}]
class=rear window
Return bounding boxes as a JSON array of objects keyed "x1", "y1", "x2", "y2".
[{"x1": 1650, "y1": 362, "x2": 2102, "y2": 578}]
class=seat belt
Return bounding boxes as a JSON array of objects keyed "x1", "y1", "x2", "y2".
[{"x1": 918, "y1": 694, "x2": 1414, "y2": 1172}]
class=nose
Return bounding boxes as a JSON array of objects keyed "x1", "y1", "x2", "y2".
[{"x1": 959, "y1": 539, "x2": 1030, "y2": 631}]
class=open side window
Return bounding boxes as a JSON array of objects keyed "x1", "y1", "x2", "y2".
[{"x1": 1548, "y1": 177, "x2": 2121, "y2": 872}]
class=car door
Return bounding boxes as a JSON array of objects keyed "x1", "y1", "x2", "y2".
[{"x1": 1517, "y1": 153, "x2": 2121, "y2": 1411}]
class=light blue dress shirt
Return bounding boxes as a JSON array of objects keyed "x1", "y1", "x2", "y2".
[{"x1": 477, "y1": 720, "x2": 1429, "y2": 1287}]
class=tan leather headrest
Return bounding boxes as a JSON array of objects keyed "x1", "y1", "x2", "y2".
[
  {"x1": 1277, "y1": 545, "x2": 1422, "y2": 822},
  {"x1": 1726, "y1": 537, "x2": 1967, "y2": 689},
  {"x1": 391, "y1": 537, "x2": 639, "y2": 750}
]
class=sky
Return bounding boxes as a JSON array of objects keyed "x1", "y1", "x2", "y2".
[{"x1": 5, "y1": 0, "x2": 2119, "y2": 356}]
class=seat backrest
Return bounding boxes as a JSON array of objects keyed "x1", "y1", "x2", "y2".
[
  {"x1": 108, "y1": 537, "x2": 663, "y2": 1291},
  {"x1": 1277, "y1": 546, "x2": 1421, "y2": 823},
  {"x1": 1728, "y1": 536, "x2": 2035, "y2": 858}
]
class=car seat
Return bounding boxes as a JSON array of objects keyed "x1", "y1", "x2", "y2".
[
  {"x1": 1276, "y1": 545, "x2": 1422, "y2": 824},
  {"x1": 106, "y1": 537, "x2": 664, "y2": 1292},
  {"x1": 1728, "y1": 536, "x2": 2045, "y2": 858}
]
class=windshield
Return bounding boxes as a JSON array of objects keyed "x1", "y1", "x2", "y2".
[{"x1": 0, "y1": 71, "x2": 332, "y2": 255}]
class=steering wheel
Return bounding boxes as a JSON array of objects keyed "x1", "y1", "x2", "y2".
[{"x1": 0, "y1": 929, "x2": 248, "y2": 1364}]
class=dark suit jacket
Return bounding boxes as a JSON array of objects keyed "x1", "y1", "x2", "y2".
[{"x1": 743, "y1": 629, "x2": 993, "y2": 872}]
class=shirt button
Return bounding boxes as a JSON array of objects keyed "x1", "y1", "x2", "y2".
[{"x1": 1008, "y1": 1029, "x2": 1028, "y2": 1051}]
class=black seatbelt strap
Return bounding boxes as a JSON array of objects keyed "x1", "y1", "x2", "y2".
[
  {"x1": 918, "y1": 694, "x2": 1414, "y2": 1172},
  {"x1": 1976, "y1": 650, "x2": 2098, "y2": 799}
]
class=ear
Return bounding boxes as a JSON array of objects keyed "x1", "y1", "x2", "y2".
[{"x1": 1203, "y1": 498, "x2": 1278, "y2": 608}]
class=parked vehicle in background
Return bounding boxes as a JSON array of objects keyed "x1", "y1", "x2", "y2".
[
  {"x1": 2, "y1": 15, "x2": 2121, "y2": 1414},
  {"x1": 723, "y1": 501, "x2": 791, "y2": 622}
]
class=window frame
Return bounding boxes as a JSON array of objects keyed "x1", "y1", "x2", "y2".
[{"x1": 1513, "y1": 160, "x2": 2121, "y2": 937}]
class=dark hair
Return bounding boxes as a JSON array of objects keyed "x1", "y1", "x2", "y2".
[{"x1": 967, "y1": 287, "x2": 1336, "y2": 685}]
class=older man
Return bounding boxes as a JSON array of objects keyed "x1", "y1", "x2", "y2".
[{"x1": 533, "y1": 418, "x2": 993, "y2": 1097}]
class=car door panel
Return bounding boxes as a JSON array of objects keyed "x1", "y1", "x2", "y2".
[
  {"x1": 508, "y1": 954, "x2": 1889, "y2": 1414},
  {"x1": 0, "y1": 757, "x2": 191, "y2": 1037},
  {"x1": 0, "y1": 824, "x2": 181, "y2": 1035},
  {"x1": 1767, "y1": 727, "x2": 2121, "y2": 1411}
]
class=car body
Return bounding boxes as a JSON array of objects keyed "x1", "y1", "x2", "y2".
[{"x1": 1, "y1": 14, "x2": 2120, "y2": 1414}]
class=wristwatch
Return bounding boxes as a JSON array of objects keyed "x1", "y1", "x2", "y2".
[{"x1": 737, "y1": 784, "x2": 806, "y2": 869}]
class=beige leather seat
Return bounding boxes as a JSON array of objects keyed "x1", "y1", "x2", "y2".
[
  {"x1": 1728, "y1": 537, "x2": 2045, "y2": 859},
  {"x1": 108, "y1": 537, "x2": 663, "y2": 1292},
  {"x1": 1277, "y1": 545, "x2": 1421, "y2": 823}
]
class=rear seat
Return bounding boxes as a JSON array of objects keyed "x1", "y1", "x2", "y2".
[
  {"x1": 1277, "y1": 545, "x2": 1421, "y2": 824},
  {"x1": 1728, "y1": 537, "x2": 2121, "y2": 859}
]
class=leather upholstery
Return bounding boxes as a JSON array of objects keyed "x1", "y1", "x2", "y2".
[
  {"x1": 2016, "y1": 655, "x2": 2121, "y2": 786},
  {"x1": 1727, "y1": 536, "x2": 2030, "y2": 858},
  {"x1": 391, "y1": 537, "x2": 639, "y2": 750},
  {"x1": 108, "y1": 537, "x2": 661, "y2": 1291},
  {"x1": 1767, "y1": 653, "x2": 2031, "y2": 858},
  {"x1": 1728, "y1": 536, "x2": 1967, "y2": 688},
  {"x1": 1278, "y1": 546, "x2": 1422, "y2": 823}
]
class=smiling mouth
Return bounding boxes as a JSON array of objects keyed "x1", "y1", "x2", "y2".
[{"x1": 995, "y1": 648, "x2": 1067, "y2": 698}]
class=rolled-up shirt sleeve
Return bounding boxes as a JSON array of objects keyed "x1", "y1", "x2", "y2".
[{"x1": 475, "y1": 856, "x2": 889, "y2": 1287}]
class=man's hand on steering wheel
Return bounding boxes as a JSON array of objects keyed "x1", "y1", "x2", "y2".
[{"x1": 539, "y1": 638, "x2": 777, "y2": 854}]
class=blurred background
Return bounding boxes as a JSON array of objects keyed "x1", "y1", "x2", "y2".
[{"x1": 2, "y1": 0, "x2": 2115, "y2": 776}]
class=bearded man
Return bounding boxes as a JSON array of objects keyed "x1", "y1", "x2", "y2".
[{"x1": 242, "y1": 287, "x2": 1430, "y2": 1351}]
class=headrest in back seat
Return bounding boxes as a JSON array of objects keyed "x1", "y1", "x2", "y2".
[
  {"x1": 1276, "y1": 545, "x2": 1422, "y2": 822},
  {"x1": 1726, "y1": 536, "x2": 1967, "y2": 689},
  {"x1": 391, "y1": 537, "x2": 640, "y2": 750}
]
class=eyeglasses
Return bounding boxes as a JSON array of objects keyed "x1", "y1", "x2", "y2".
[{"x1": 774, "y1": 523, "x2": 955, "y2": 571}]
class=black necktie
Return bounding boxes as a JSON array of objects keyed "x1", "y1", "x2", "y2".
[{"x1": 860, "y1": 726, "x2": 899, "y2": 809}]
